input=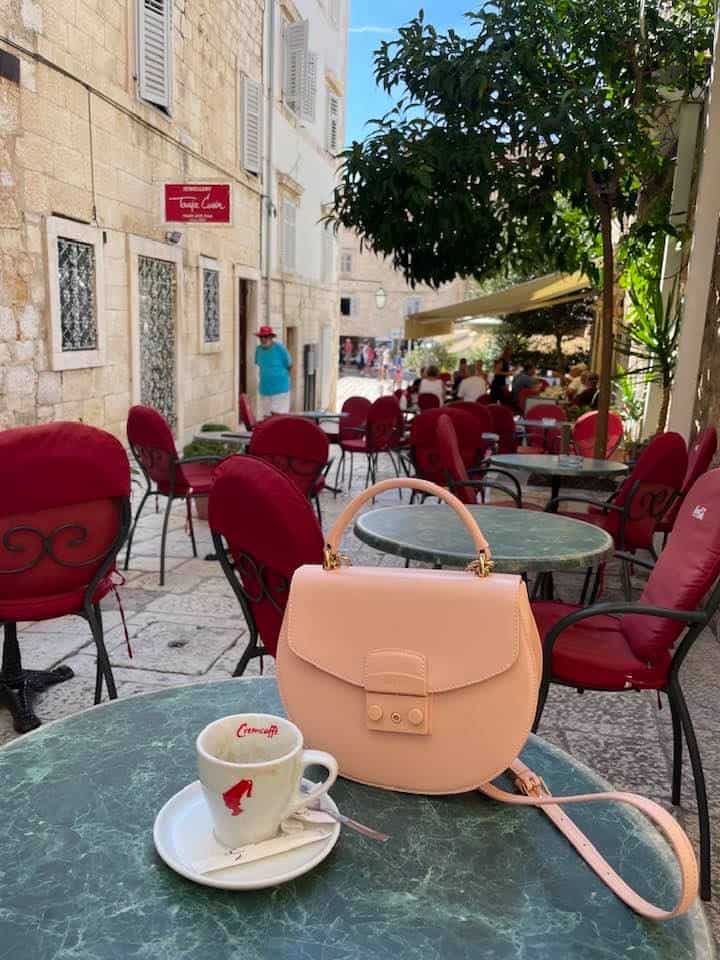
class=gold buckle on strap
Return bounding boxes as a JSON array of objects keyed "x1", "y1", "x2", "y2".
[
  {"x1": 465, "y1": 553, "x2": 494, "y2": 578},
  {"x1": 323, "y1": 546, "x2": 352, "y2": 571},
  {"x1": 514, "y1": 771, "x2": 550, "y2": 798}
]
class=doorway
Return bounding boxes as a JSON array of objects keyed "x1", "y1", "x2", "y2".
[{"x1": 238, "y1": 278, "x2": 249, "y2": 399}]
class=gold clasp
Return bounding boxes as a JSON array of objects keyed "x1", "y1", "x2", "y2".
[
  {"x1": 514, "y1": 771, "x2": 550, "y2": 798},
  {"x1": 323, "y1": 545, "x2": 352, "y2": 571},
  {"x1": 465, "y1": 553, "x2": 494, "y2": 578}
]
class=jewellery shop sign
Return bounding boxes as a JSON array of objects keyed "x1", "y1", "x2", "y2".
[{"x1": 163, "y1": 183, "x2": 233, "y2": 225}]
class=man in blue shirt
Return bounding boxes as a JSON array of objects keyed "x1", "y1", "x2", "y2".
[{"x1": 255, "y1": 325, "x2": 292, "y2": 417}]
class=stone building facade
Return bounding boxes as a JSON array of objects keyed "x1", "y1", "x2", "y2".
[
  {"x1": 0, "y1": 0, "x2": 347, "y2": 441},
  {"x1": 337, "y1": 227, "x2": 470, "y2": 345}
]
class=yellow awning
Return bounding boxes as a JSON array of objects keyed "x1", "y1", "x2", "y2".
[
  {"x1": 404, "y1": 315, "x2": 454, "y2": 338},
  {"x1": 411, "y1": 272, "x2": 594, "y2": 326}
]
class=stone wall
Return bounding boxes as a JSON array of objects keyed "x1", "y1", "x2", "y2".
[
  {"x1": 0, "y1": 0, "x2": 265, "y2": 442},
  {"x1": 692, "y1": 215, "x2": 720, "y2": 443}
]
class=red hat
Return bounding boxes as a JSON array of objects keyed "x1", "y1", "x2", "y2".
[{"x1": 255, "y1": 325, "x2": 277, "y2": 338}]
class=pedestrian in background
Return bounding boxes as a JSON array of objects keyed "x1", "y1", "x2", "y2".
[{"x1": 254, "y1": 326, "x2": 292, "y2": 416}]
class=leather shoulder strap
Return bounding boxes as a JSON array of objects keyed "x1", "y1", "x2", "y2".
[{"x1": 479, "y1": 759, "x2": 698, "y2": 919}]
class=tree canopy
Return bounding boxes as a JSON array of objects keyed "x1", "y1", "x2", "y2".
[{"x1": 332, "y1": 0, "x2": 715, "y2": 451}]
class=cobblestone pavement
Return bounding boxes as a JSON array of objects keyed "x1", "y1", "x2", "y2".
[{"x1": 4, "y1": 382, "x2": 720, "y2": 937}]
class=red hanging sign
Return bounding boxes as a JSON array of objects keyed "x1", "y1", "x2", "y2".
[{"x1": 164, "y1": 183, "x2": 232, "y2": 224}]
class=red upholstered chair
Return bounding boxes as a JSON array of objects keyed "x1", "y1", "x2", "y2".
[
  {"x1": 486, "y1": 403, "x2": 518, "y2": 454},
  {"x1": 339, "y1": 395, "x2": 403, "y2": 489},
  {"x1": 572, "y1": 410, "x2": 624, "y2": 459},
  {"x1": 437, "y1": 415, "x2": 521, "y2": 507},
  {"x1": 0, "y1": 423, "x2": 131, "y2": 733},
  {"x1": 551, "y1": 431, "x2": 688, "y2": 599},
  {"x1": 657, "y1": 427, "x2": 717, "y2": 542},
  {"x1": 477, "y1": 394, "x2": 495, "y2": 406},
  {"x1": 248, "y1": 415, "x2": 329, "y2": 522},
  {"x1": 239, "y1": 393, "x2": 257, "y2": 431},
  {"x1": 209, "y1": 456, "x2": 324, "y2": 675},
  {"x1": 125, "y1": 405, "x2": 226, "y2": 586},
  {"x1": 532, "y1": 468, "x2": 720, "y2": 900},
  {"x1": 521, "y1": 403, "x2": 567, "y2": 454},
  {"x1": 334, "y1": 396, "x2": 371, "y2": 490},
  {"x1": 409, "y1": 408, "x2": 521, "y2": 504},
  {"x1": 417, "y1": 392, "x2": 441, "y2": 411},
  {"x1": 516, "y1": 387, "x2": 539, "y2": 413}
]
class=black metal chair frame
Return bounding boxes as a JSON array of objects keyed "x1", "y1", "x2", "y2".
[
  {"x1": 1, "y1": 498, "x2": 131, "y2": 733},
  {"x1": 546, "y1": 480, "x2": 680, "y2": 602},
  {"x1": 124, "y1": 444, "x2": 225, "y2": 586},
  {"x1": 211, "y1": 530, "x2": 289, "y2": 677},
  {"x1": 251, "y1": 451, "x2": 329, "y2": 524},
  {"x1": 532, "y1": 561, "x2": 720, "y2": 902}
]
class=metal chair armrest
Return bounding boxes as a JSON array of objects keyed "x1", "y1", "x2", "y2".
[
  {"x1": 544, "y1": 494, "x2": 610, "y2": 513},
  {"x1": 448, "y1": 479, "x2": 521, "y2": 508},
  {"x1": 177, "y1": 455, "x2": 227, "y2": 466},
  {"x1": 614, "y1": 551, "x2": 655, "y2": 571}
]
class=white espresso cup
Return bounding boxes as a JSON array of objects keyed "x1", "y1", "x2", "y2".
[{"x1": 196, "y1": 713, "x2": 338, "y2": 849}]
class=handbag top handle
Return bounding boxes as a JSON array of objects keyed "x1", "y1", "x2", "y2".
[{"x1": 324, "y1": 478, "x2": 492, "y2": 575}]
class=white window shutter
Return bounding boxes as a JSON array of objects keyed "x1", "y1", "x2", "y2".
[
  {"x1": 283, "y1": 201, "x2": 297, "y2": 272},
  {"x1": 284, "y1": 20, "x2": 309, "y2": 114},
  {"x1": 330, "y1": 0, "x2": 341, "y2": 26},
  {"x1": 137, "y1": 0, "x2": 172, "y2": 109},
  {"x1": 326, "y1": 93, "x2": 341, "y2": 153},
  {"x1": 302, "y1": 52, "x2": 318, "y2": 123},
  {"x1": 242, "y1": 76, "x2": 262, "y2": 174}
]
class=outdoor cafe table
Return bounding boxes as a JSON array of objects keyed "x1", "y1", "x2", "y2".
[
  {"x1": 0, "y1": 677, "x2": 712, "y2": 960},
  {"x1": 489, "y1": 453, "x2": 629, "y2": 511},
  {"x1": 354, "y1": 503, "x2": 614, "y2": 573}
]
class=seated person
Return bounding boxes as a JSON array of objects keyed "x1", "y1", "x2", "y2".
[
  {"x1": 573, "y1": 372, "x2": 600, "y2": 408},
  {"x1": 511, "y1": 363, "x2": 543, "y2": 404},
  {"x1": 419, "y1": 365, "x2": 446, "y2": 404},
  {"x1": 452, "y1": 359, "x2": 469, "y2": 398},
  {"x1": 457, "y1": 362, "x2": 489, "y2": 401},
  {"x1": 566, "y1": 363, "x2": 588, "y2": 399}
]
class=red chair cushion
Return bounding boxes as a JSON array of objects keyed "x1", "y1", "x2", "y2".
[
  {"x1": 532, "y1": 601, "x2": 669, "y2": 690},
  {"x1": 0, "y1": 573, "x2": 115, "y2": 623},
  {"x1": 180, "y1": 462, "x2": 218, "y2": 495}
]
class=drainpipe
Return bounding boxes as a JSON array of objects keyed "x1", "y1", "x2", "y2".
[{"x1": 264, "y1": 0, "x2": 276, "y2": 329}]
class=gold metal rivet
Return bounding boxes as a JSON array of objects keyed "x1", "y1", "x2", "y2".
[{"x1": 391, "y1": 712, "x2": 401, "y2": 724}]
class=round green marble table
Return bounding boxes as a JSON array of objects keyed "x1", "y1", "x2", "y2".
[
  {"x1": 354, "y1": 504, "x2": 614, "y2": 572},
  {"x1": 489, "y1": 453, "x2": 628, "y2": 510},
  {"x1": 0, "y1": 679, "x2": 712, "y2": 960}
]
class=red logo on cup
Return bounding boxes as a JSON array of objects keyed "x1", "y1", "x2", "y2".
[
  {"x1": 222, "y1": 778, "x2": 254, "y2": 816},
  {"x1": 235, "y1": 722, "x2": 279, "y2": 739}
]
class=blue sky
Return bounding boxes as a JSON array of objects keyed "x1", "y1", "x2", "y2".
[{"x1": 346, "y1": 1, "x2": 476, "y2": 145}]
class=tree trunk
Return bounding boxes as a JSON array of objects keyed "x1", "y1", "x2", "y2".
[
  {"x1": 587, "y1": 171, "x2": 617, "y2": 460},
  {"x1": 657, "y1": 377, "x2": 671, "y2": 434}
]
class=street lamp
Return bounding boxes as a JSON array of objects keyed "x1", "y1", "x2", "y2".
[{"x1": 375, "y1": 287, "x2": 387, "y2": 309}]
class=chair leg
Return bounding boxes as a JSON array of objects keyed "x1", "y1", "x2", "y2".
[
  {"x1": 532, "y1": 680, "x2": 550, "y2": 733},
  {"x1": 620, "y1": 557, "x2": 632, "y2": 601},
  {"x1": 314, "y1": 495, "x2": 322, "y2": 526},
  {"x1": 333, "y1": 451, "x2": 345, "y2": 493},
  {"x1": 364, "y1": 455, "x2": 372, "y2": 489},
  {"x1": 348, "y1": 452, "x2": 354, "y2": 491},
  {"x1": 579, "y1": 568, "x2": 592, "y2": 606},
  {"x1": 667, "y1": 688, "x2": 683, "y2": 806},
  {"x1": 88, "y1": 603, "x2": 117, "y2": 704},
  {"x1": 672, "y1": 677, "x2": 711, "y2": 900},
  {"x1": 186, "y1": 496, "x2": 198, "y2": 558},
  {"x1": 159, "y1": 495, "x2": 174, "y2": 587},
  {"x1": 123, "y1": 488, "x2": 151, "y2": 571},
  {"x1": 233, "y1": 626, "x2": 261, "y2": 678}
]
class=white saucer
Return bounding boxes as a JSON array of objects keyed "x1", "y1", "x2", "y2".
[{"x1": 153, "y1": 781, "x2": 341, "y2": 890}]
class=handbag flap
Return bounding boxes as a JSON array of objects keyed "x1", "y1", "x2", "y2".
[{"x1": 284, "y1": 565, "x2": 523, "y2": 693}]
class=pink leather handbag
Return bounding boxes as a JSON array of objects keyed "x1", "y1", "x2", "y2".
[{"x1": 277, "y1": 478, "x2": 698, "y2": 918}]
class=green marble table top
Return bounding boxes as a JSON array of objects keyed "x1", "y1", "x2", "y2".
[
  {"x1": 490, "y1": 453, "x2": 629, "y2": 479},
  {"x1": 354, "y1": 504, "x2": 614, "y2": 572},
  {"x1": 0, "y1": 679, "x2": 712, "y2": 959}
]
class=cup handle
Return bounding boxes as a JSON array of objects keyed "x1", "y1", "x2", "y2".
[{"x1": 284, "y1": 749, "x2": 339, "y2": 819}]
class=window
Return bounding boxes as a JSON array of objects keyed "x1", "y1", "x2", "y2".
[
  {"x1": 406, "y1": 298, "x2": 422, "y2": 315},
  {"x1": 303, "y1": 52, "x2": 318, "y2": 123},
  {"x1": 46, "y1": 216, "x2": 105, "y2": 371},
  {"x1": 241, "y1": 76, "x2": 262, "y2": 175},
  {"x1": 340, "y1": 250, "x2": 353, "y2": 274},
  {"x1": 326, "y1": 92, "x2": 341, "y2": 153},
  {"x1": 340, "y1": 296, "x2": 356, "y2": 317},
  {"x1": 199, "y1": 256, "x2": 221, "y2": 351},
  {"x1": 281, "y1": 199, "x2": 297, "y2": 272},
  {"x1": 283, "y1": 19, "x2": 308, "y2": 116},
  {"x1": 137, "y1": 0, "x2": 173, "y2": 110}
]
